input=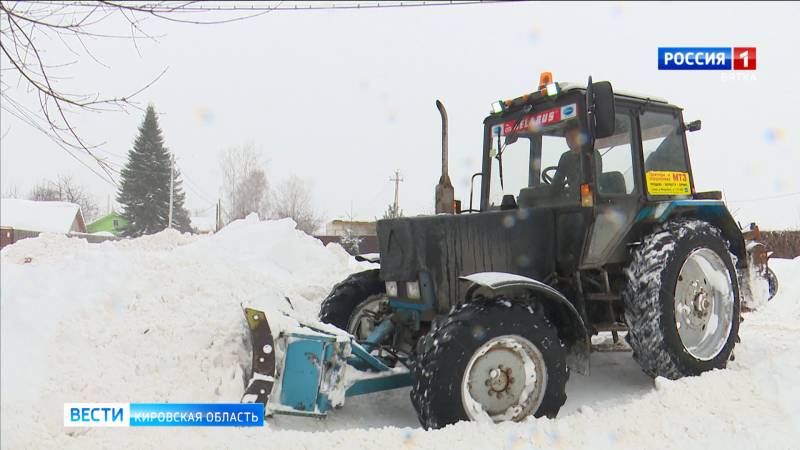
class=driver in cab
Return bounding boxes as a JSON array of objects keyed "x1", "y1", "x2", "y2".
[{"x1": 550, "y1": 120, "x2": 602, "y2": 195}]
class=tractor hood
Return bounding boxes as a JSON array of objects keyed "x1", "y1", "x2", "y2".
[{"x1": 377, "y1": 208, "x2": 556, "y2": 312}]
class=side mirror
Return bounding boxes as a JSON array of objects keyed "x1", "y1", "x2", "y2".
[
  {"x1": 685, "y1": 120, "x2": 702, "y2": 132},
  {"x1": 591, "y1": 81, "x2": 616, "y2": 139}
]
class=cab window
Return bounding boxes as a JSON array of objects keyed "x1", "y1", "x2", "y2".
[
  {"x1": 640, "y1": 110, "x2": 691, "y2": 197},
  {"x1": 594, "y1": 113, "x2": 635, "y2": 195},
  {"x1": 641, "y1": 111, "x2": 689, "y2": 173}
]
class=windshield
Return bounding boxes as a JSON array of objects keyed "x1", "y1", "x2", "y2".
[{"x1": 486, "y1": 102, "x2": 585, "y2": 209}]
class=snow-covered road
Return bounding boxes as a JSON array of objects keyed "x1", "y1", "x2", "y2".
[{"x1": 1, "y1": 216, "x2": 798, "y2": 449}]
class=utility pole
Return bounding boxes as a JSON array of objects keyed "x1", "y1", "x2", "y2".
[
  {"x1": 168, "y1": 155, "x2": 174, "y2": 229},
  {"x1": 390, "y1": 169, "x2": 403, "y2": 217},
  {"x1": 216, "y1": 198, "x2": 222, "y2": 232}
]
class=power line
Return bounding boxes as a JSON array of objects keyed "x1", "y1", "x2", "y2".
[
  {"x1": 726, "y1": 191, "x2": 800, "y2": 203},
  {"x1": 193, "y1": 202, "x2": 217, "y2": 215},
  {"x1": 179, "y1": 167, "x2": 217, "y2": 205},
  {"x1": 19, "y1": 1, "x2": 494, "y2": 13},
  {"x1": 169, "y1": 155, "x2": 218, "y2": 205},
  {"x1": 0, "y1": 98, "x2": 119, "y2": 187},
  {"x1": 99, "y1": 151, "x2": 217, "y2": 207}
]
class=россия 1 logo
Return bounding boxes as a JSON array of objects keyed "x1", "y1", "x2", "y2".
[{"x1": 658, "y1": 47, "x2": 756, "y2": 70}]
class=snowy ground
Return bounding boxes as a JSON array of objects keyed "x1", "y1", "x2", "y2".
[{"x1": 1, "y1": 216, "x2": 798, "y2": 449}]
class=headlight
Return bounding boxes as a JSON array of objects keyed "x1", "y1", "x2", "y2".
[
  {"x1": 546, "y1": 82, "x2": 558, "y2": 96},
  {"x1": 385, "y1": 281, "x2": 398, "y2": 297},
  {"x1": 406, "y1": 281, "x2": 420, "y2": 300},
  {"x1": 491, "y1": 100, "x2": 504, "y2": 114}
]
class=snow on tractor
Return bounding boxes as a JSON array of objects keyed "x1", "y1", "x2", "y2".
[{"x1": 241, "y1": 73, "x2": 775, "y2": 429}]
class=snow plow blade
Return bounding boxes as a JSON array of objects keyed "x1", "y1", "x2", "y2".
[
  {"x1": 240, "y1": 307, "x2": 412, "y2": 418},
  {"x1": 241, "y1": 308, "x2": 277, "y2": 407}
]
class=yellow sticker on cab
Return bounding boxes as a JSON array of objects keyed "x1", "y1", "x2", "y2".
[{"x1": 646, "y1": 171, "x2": 691, "y2": 196}]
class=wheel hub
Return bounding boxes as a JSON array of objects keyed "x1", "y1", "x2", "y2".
[
  {"x1": 692, "y1": 289, "x2": 711, "y2": 318},
  {"x1": 346, "y1": 294, "x2": 389, "y2": 340},
  {"x1": 485, "y1": 365, "x2": 515, "y2": 397},
  {"x1": 674, "y1": 248, "x2": 735, "y2": 360},
  {"x1": 461, "y1": 335, "x2": 547, "y2": 422},
  {"x1": 680, "y1": 280, "x2": 712, "y2": 327}
]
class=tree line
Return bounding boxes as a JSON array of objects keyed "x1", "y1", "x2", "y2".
[
  {"x1": 118, "y1": 105, "x2": 323, "y2": 237},
  {"x1": 219, "y1": 143, "x2": 322, "y2": 235},
  {"x1": 4, "y1": 105, "x2": 324, "y2": 237}
]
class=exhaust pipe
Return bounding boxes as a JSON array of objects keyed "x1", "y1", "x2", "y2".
[{"x1": 435, "y1": 100, "x2": 455, "y2": 214}]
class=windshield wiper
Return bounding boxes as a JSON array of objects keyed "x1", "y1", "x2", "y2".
[
  {"x1": 495, "y1": 105, "x2": 532, "y2": 191},
  {"x1": 496, "y1": 132, "x2": 505, "y2": 190}
]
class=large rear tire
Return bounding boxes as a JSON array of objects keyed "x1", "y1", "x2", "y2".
[
  {"x1": 623, "y1": 220, "x2": 740, "y2": 379},
  {"x1": 410, "y1": 297, "x2": 568, "y2": 429},
  {"x1": 319, "y1": 269, "x2": 385, "y2": 331}
]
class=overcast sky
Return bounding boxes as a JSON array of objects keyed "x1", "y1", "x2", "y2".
[{"x1": 1, "y1": 1, "x2": 798, "y2": 229}]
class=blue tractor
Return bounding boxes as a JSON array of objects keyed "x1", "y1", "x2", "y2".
[{"x1": 242, "y1": 74, "x2": 770, "y2": 429}]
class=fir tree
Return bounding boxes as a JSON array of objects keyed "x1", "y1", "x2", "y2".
[
  {"x1": 340, "y1": 228, "x2": 363, "y2": 255},
  {"x1": 382, "y1": 202, "x2": 403, "y2": 219},
  {"x1": 117, "y1": 105, "x2": 192, "y2": 236}
]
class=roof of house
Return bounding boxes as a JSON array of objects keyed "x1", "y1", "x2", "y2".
[{"x1": 0, "y1": 198, "x2": 85, "y2": 233}]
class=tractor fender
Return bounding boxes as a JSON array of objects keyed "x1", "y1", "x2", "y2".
[
  {"x1": 459, "y1": 272, "x2": 591, "y2": 375},
  {"x1": 635, "y1": 200, "x2": 746, "y2": 268}
]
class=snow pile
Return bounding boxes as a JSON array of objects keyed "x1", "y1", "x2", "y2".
[
  {"x1": 0, "y1": 215, "x2": 370, "y2": 448},
  {"x1": 1, "y1": 216, "x2": 799, "y2": 449},
  {"x1": 2, "y1": 228, "x2": 198, "y2": 264}
]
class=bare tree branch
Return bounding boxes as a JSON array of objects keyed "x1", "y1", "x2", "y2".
[
  {"x1": 271, "y1": 175, "x2": 323, "y2": 235},
  {"x1": 219, "y1": 143, "x2": 269, "y2": 223},
  {"x1": 28, "y1": 174, "x2": 100, "y2": 221},
  {"x1": 0, "y1": 1, "x2": 268, "y2": 185}
]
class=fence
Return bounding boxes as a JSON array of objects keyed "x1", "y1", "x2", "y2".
[
  {"x1": 0, "y1": 228, "x2": 123, "y2": 249},
  {"x1": 761, "y1": 230, "x2": 800, "y2": 259}
]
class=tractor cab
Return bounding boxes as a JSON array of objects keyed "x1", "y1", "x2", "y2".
[{"x1": 476, "y1": 73, "x2": 704, "y2": 270}]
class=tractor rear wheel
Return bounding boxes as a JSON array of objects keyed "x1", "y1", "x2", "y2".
[
  {"x1": 319, "y1": 269, "x2": 386, "y2": 333},
  {"x1": 623, "y1": 220, "x2": 740, "y2": 379},
  {"x1": 410, "y1": 297, "x2": 568, "y2": 429}
]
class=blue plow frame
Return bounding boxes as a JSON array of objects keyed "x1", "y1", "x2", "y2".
[{"x1": 242, "y1": 309, "x2": 411, "y2": 418}]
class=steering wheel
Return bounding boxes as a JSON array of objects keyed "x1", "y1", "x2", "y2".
[{"x1": 542, "y1": 166, "x2": 558, "y2": 184}]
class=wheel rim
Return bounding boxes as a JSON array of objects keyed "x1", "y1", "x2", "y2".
[
  {"x1": 461, "y1": 335, "x2": 547, "y2": 422},
  {"x1": 346, "y1": 294, "x2": 388, "y2": 340},
  {"x1": 674, "y1": 248, "x2": 735, "y2": 361}
]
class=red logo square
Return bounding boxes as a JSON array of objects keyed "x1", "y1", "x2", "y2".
[{"x1": 733, "y1": 47, "x2": 756, "y2": 70}]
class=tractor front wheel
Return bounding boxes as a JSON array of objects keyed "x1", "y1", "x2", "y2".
[
  {"x1": 319, "y1": 269, "x2": 386, "y2": 335},
  {"x1": 410, "y1": 297, "x2": 568, "y2": 429}
]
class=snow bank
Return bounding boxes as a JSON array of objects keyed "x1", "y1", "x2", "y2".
[
  {"x1": 1, "y1": 218, "x2": 799, "y2": 449},
  {"x1": 0, "y1": 215, "x2": 371, "y2": 448}
]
